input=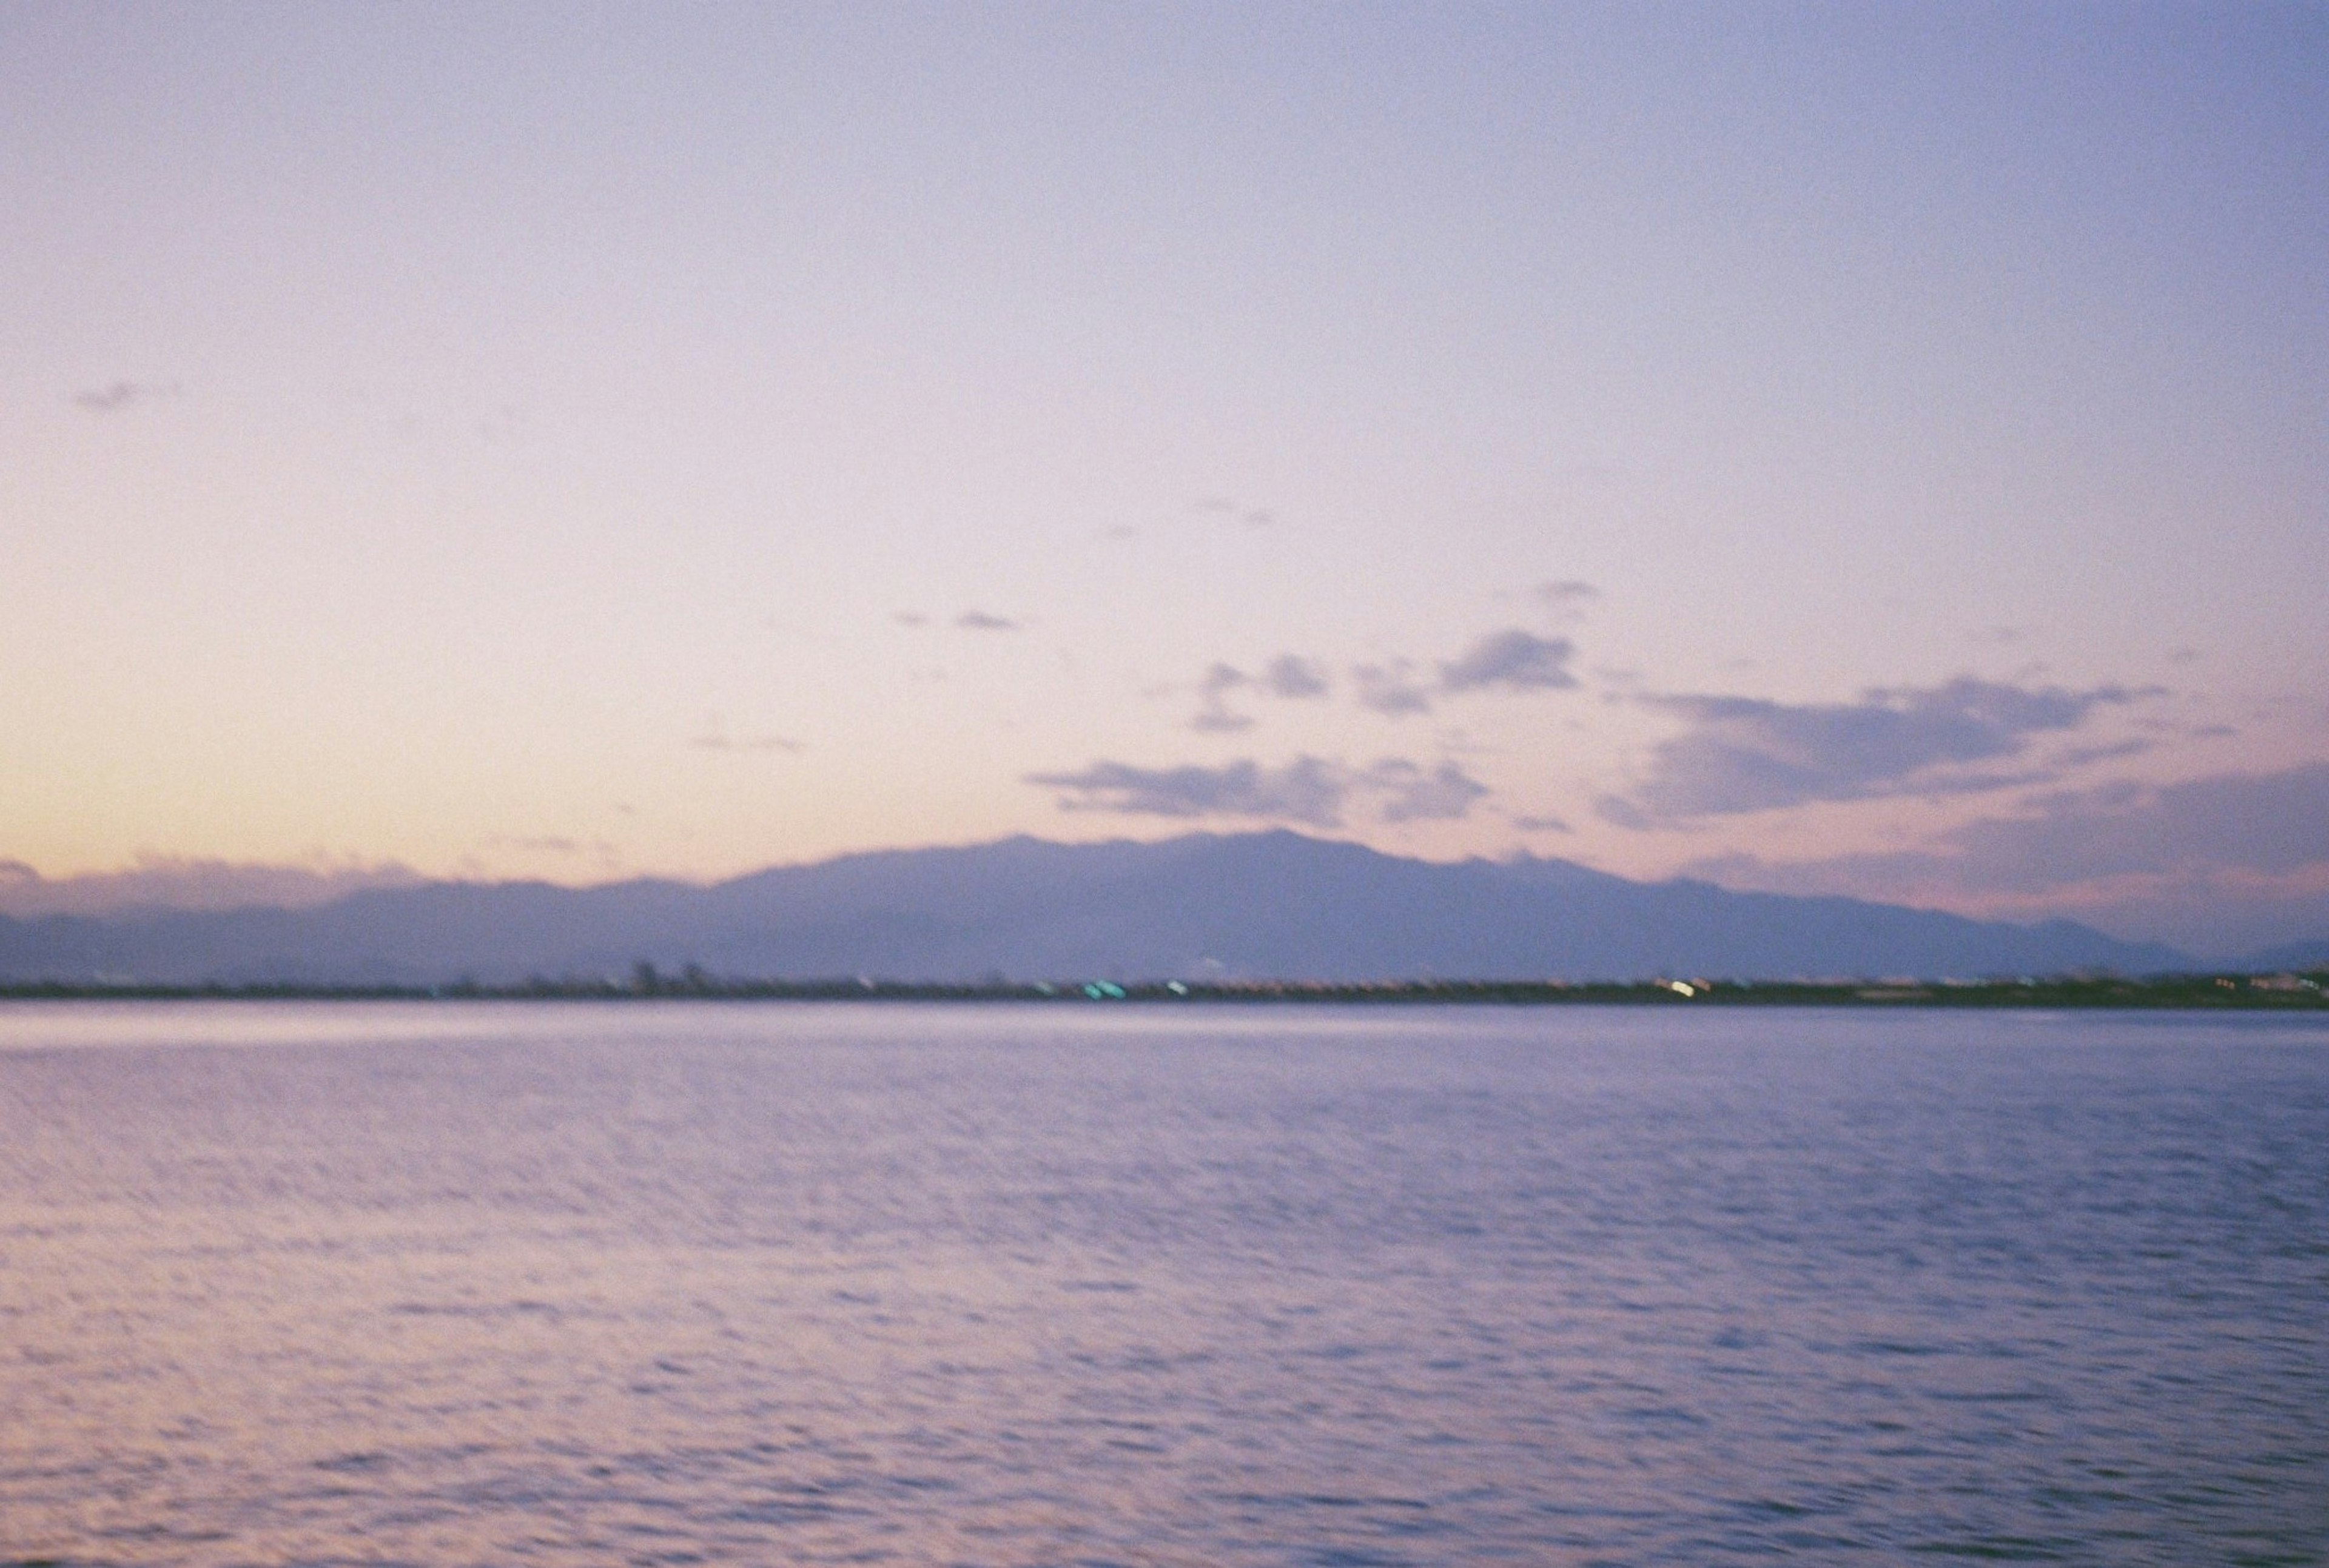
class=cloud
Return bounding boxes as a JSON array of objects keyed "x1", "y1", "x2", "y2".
[
  {"x1": 1354, "y1": 662, "x2": 1434, "y2": 717},
  {"x1": 0, "y1": 855, "x2": 425, "y2": 918},
  {"x1": 72, "y1": 380, "x2": 178, "y2": 413},
  {"x1": 1263, "y1": 654, "x2": 1330, "y2": 699},
  {"x1": 1186, "y1": 655, "x2": 1331, "y2": 729},
  {"x1": 1026, "y1": 754, "x2": 1493, "y2": 828},
  {"x1": 1511, "y1": 814, "x2": 1571, "y2": 833},
  {"x1": 1910, "y1": 763, "x2": 2329, "y2": 893},
  {"x1": 1368, "y1": 759, "x2": 1490, "y2": 822},
  {"x1": 1681, "y1": 762, "x2": 2329, "y2": 957},
  {"x1": 892, "y1": 611, "x2": 930, "y2": 627},
  {"x1": 955, "y1": 610, "x2": 1020, "y2": 631},
  {"x1": 1349, "y1": 632, "x2": 1581, "y2": 718},
  {"x1": 1439, "y1": 629, "x2": 1579, "y2": 693},
  {"x1": 1605, "y1": 677, "x2": 2146, "y2": 822}
]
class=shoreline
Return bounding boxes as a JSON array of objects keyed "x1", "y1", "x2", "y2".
[{"x1": 2, "y1": 973, "x2": 2323, "y2": 1010}]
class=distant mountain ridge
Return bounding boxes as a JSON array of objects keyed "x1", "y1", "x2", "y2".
[{"x1": 0, "y1": 831, "x2": 2202, "y2": 984}]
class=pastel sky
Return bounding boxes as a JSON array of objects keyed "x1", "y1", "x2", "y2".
[{"x1": 5, "y1": 2, "x2": 2325, "y2": 955}]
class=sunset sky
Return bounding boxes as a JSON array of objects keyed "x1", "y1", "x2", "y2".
[{"x1": 4, "y1": 2, "x2": 2324, "y2": 954}]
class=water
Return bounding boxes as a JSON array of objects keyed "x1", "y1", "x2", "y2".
[{"x1": 1, "y1": 1002, "x2": 2324, "y2": 1567}]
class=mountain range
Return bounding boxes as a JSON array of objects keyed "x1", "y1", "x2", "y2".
[{"x1": 0, "y1": 831, "x2": 2220, "y2": 984}]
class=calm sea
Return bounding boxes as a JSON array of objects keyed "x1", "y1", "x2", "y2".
[{"x1": 1, "y1": 1002, "x2": 2323, "y2": 1566}]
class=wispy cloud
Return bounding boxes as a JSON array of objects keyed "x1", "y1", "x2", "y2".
[
  {"x1": 1532, "y1": 580, "x2": 1601, "y2": 619},
  {"x1": 1191, "y1": 663, "x2": 1255, "y2": 732},
  {"x1": 1192, "y1": 496, "x2": 1274, "y2": 527},
  {"x1": 1354, "y1": 662, "x2": 1435, "y2": 717},
  {"x1": 1601, "y1": 677, "x2": 2147, "y2": 823},
  {"x1": 1026, "y1": 754, "x2": 1492, "y2": 828},
  {"x1": 691, "y1": 717, "x2": 804, "y2": 753},
  {"x1": 955, "y1": 610, "x2": 1020, "y2": 631}
]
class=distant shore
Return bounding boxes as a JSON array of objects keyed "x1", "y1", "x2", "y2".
[{"x1": 2, "y1": 972, "x2": 2324, "y2": 1010}]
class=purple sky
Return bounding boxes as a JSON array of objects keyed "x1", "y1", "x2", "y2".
[{"x1": 4, "y1": 3, "x2": 2324, "y2": 954}]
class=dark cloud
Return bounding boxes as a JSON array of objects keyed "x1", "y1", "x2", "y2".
[
  {"x1": 1263, "y1": 654, "x2": 1330, "y2": 699},
  {"x1": 1681, "y1": 762, "x2": 2329, "y2": 957},
  {"x1": 955, "y1": 611, "x2": 1019, "y2": 631},
  {"x1": 1026, "y1": 753, "x2": 1493, "y2": 828},
  {"x1": 1606, "y1": 677, "x2": 2145, "y2": 822},
  {"x1": 1439, "y1": 629, "x2": 1579, "y2": 693},
  {"x1": 1924, "y1": 763, "x2": 2329, "y2": 893},
  {"x1": 1511, "y1": 814, "x2": 1571, "y2": 833},
  {"x1": 1353, "y1": 663, "x2": 1434, "y2": 717}
]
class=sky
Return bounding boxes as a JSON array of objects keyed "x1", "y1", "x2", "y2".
[{"x1": 3, "y1": 2, "x2": 2325, "y2": 956}]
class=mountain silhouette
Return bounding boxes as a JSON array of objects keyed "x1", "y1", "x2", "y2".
[{"x1": 0, "y1": 831, "x2": 2193, "y2": 984}]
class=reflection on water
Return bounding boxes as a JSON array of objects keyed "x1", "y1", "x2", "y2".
[{"x1": 2, "y1": 1002, "x2": 2324, "y2": 1565}]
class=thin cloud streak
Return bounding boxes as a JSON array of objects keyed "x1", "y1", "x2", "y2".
[
  {"x1": 1026, "y1": 754, "x2": 1492, "y2": 828},
  {"x1": 71, "y1": 379, "x2": 180, "y2": 412},
  {"x1": 1028, "y1": 757, "x2": 1351, "y2": 826},
  {"x1": 0, "y1": 855, "x2": 423, "y2": 917}
]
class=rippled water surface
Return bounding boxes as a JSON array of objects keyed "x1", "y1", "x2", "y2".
[{"x1": 2, "y1": 1001, "x2": 2324, "y2": 1566}]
